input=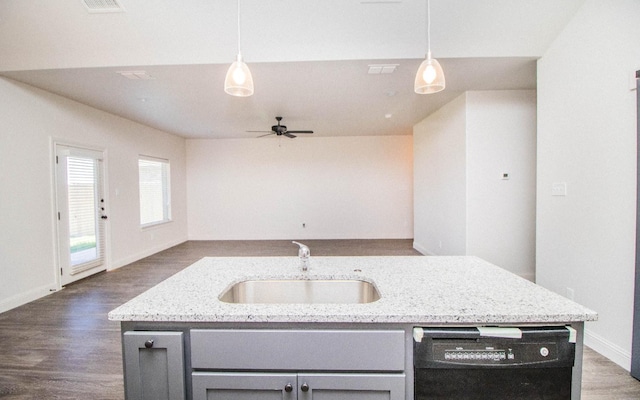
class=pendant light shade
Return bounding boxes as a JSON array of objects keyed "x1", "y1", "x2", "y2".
[
  {"x1": 224, "y1": 0, "x2": 254, "y2": 97},
  {"x1": 414, "y1": 51, "x2": 445, "y2": 94},
  {"x1": 414, "y1": 0, "x2": 445, "y2": 94},
  {"x1": 224, "y1": 53, "x2": 254, "y2": 97}
]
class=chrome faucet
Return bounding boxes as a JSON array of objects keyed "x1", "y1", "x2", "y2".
[{"x1": 292, "y1": 241, "x2": 310, "y2": 272}]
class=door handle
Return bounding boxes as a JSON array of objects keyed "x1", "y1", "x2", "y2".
[{"x1": 101, "y1": 215, "x2": 108, "y2": 220}]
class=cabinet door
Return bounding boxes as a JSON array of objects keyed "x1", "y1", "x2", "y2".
[
  {"x1": 192, "y1": 372, "x2": 297, "y2": 400},
  {"x1": 297, "y1": 373, "x2": 405, "y2": 400},
  {"x1": 123, "y1": 331, "x2": 185, "y2": 400}
]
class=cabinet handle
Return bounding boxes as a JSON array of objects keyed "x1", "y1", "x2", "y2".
[
  {"x1": 144, "y1": 339, "x2": 154, "y2": 348},
  {"x1": 301, "y1": 383, "x2": 309, "y2": 392},
  {"x1": 284, "y1": 383, "x2": 293, "y2": 393}
]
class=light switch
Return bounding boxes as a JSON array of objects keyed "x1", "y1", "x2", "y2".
[{"x1": 552, "y1": 182, "x2": 567, "y2": 196}]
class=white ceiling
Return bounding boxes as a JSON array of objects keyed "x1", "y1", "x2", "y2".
[{"x1": 0, "y1": 0, "x2": 585, "y2": 139}]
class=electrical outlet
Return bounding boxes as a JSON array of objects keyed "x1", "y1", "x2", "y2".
[
  {"x1": 566, "y1": 287, "x2": 575, "y2": 301},
  {"x1": 552, "y1": 182, "x2": 567, "y2": 196}
]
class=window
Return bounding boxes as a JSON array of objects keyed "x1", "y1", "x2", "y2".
[{"x1": 138, "y1": 156, "x2": 171, "y2": 226}]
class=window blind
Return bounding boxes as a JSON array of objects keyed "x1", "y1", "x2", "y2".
[{"x1": 67, "y1": 156, "x2": 104, "y2": 272}]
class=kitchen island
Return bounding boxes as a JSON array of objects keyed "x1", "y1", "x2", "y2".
[{"x1": 109, "y1": 256, "x2": 597, "y2": 400}]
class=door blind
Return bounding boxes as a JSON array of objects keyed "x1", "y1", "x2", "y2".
[{"x1": 67, "y1": 156, "x2": 104, "y2": 273}]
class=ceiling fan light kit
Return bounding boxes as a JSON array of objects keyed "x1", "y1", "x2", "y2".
[
  {"x1": 414, "y1": 0, "x2": 445, "y2": 94},
  {"x1": 225, "y1": 0, "x2": 254, "y2": 97}
]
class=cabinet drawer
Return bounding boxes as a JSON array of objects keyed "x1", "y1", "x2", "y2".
[{"x1": 191, "y1": 329, "x2": 405, "y2": 371}]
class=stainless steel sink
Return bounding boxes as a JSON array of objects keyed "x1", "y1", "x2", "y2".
[{"x1": 219, "y1": 279, "x2": 381, "y2": 304}]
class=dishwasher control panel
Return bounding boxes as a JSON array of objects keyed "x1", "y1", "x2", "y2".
[
  {"x1": 434, "y1": 342, "x2": 557, "y2": 366},
  {"x1": 414, "y1": 326, "x2": 576, "y2": 369}
]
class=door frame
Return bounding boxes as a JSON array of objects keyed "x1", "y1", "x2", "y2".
[
  {"x1": 632, "y1": 70, "x2": 640, "y2": 380},
  {"x1": 52, "y1": 140, "x2": 110, "y2": 289}
]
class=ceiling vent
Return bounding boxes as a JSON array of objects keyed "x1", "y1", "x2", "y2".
[
  {"x1": 368, "y1": 64, "x2": 399, "y2": 74},
  {"x1": 82, "y1": 0, "x2": 125, "y2": 13},
  {"x1": 117, "y1": 71, "x2": 155, "y2": 80}
]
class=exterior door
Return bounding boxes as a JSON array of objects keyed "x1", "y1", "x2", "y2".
[{"x1": 55, "y1": 144, "x2": 107, "y2": 286}]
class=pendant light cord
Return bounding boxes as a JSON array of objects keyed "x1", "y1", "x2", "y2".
[
  {"x1": 426, "y1": 0, "x2": 431, "y2": 56},
  {"x1": 237, "y1": 0, "x2": 242, "y2": 55}
]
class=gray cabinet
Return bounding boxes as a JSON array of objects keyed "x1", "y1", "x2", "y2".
[
  {"x1": 123, "y1": 331, "x2": 185, "y2": 400},
  {"x1": 297, "y1": 373, "x2": 405, "y2": 400},
  {"x1": 190, "y1": 329, "x2": 405, "y2": 371},
  {"x1": 192, "y1": 372, "x2": 297, "y2": 400},
  {"x1": 190, "y1": 329, "x2": 405, "y2": 400},
  {"x1": 122, "y1": 329, "x2": 405, "y2": 400},
  {"x1": 192, "y1": 372, "x2": 404, "y2": 400}
]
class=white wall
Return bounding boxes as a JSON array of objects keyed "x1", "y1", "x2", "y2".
[
  {"x1": 187, "y1": 136, "x2": 413, "y2": 240},
  {"x1": 0, "y1": 78, "x2": 188, "y2": 313},
  {"x1": 413, "y1": 94, "x2": 468, "y2": 256},
  {"x1": 466, "y1": 91, "x2": 537, "y2": 280},
  {"x1": 536, "y1": 0, "x2": 640, "y2": 369},
  {"x1": 413, "y1": 90, "x2": 537, "y2": 280}
]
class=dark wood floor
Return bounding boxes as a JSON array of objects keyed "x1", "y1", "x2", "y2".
[{"x1": 0, "y1": 240, "x2": 639, "y2": 399}]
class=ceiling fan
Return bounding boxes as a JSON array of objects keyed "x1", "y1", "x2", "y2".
[{"x1": 249, "y1": 116, "x2": 314, "y2": 139}]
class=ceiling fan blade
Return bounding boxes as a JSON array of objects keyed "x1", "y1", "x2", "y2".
[{"x1": 250, "y1": 118, "x2": 311, "y2": 139}]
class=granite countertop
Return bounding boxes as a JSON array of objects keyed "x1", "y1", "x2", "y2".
[{"x1": 108, "y1": 256, "x2": 597, "y2": 324}]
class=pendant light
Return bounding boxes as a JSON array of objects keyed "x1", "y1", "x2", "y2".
[
  {"x1": 414, "y1": 0, "x2": 445, "y2": 94},
  {"x1": 224, "y1": 0, "x2": 254, "y2": 97}
]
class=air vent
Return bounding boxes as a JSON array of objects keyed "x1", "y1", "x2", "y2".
[
  {"x1": 368, "y1": 64, "x2": 399, "y2": 74},
  {"x1": 117, "y1": 71, "x2": 155, "y2": 80},
  {"x1": 82, "y1": 0, "x2": 125, "y2": 13}
]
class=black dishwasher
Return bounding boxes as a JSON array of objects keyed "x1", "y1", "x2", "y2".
[{"x1": 413, "y1": 326, "x2": 576, "y2": 400}]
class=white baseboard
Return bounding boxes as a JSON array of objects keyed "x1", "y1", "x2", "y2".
[
  {"x1": 413, "y1": 241, "x2": 534, "y2": 282},
  {"x1": 109, "y1": 239, "x2": 187, "y2": 271},
  {"x1": 519, "y1": 272, "x2": 535, "y2": 282},
  {"x1": 0, "y1": 283, "x2": 57, "y2": 314},
  {"x1": 413, "y1": 241, "x2": 436, "y2": 256},
  {"x1": 584, "y1": 328, "x2": 632, "y2": 371},
  {"x1": 0, "y1": 240, "x2": 186, "y2": 314}
]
